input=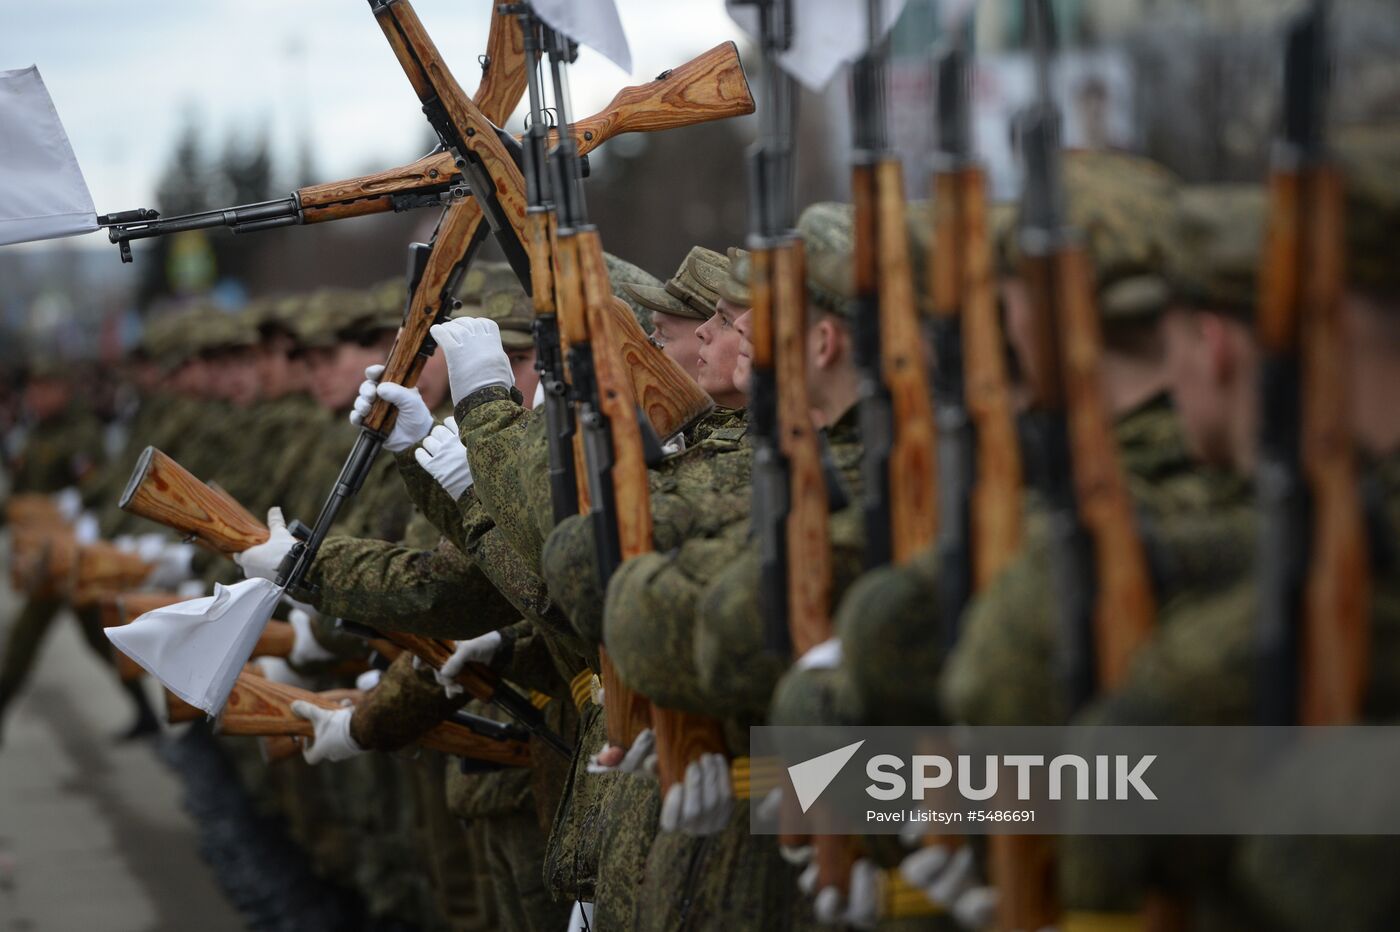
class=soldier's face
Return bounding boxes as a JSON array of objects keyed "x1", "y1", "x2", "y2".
[
  {"x1": 418, "y1": 350, "x2": 450, "y2": 410},
  {"x1": 731, "y1": 307, "x2": 754, "y2": 392},
  {"x1": 507, "y1": 347, "x2": 539, "y2": 409},
  {"x1": 650, "y1": 311, "x2": 703, "y2": 382},
  {"x1": 256, "y1": 333, "x2": 296, "y2": 398},
  {"x1": 1163, "y1": 306, "x2": 1255, "y2": 470},
  {"x1": 304, "y1": 347, "x2": 343, "y2": 410},
  {"x1": 222, "y1": 348, "x2": 261, "y2": 408},
  {"x1": 695, "y1": 299, "x2": 749, "y2": 407},
  {"x1": 23, "y1": 379, "x2": 69, "y2": 419}
]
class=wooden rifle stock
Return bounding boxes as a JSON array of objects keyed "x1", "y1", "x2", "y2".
[
  {"x1": 1257, "y1": 152, "x2": 1368, "y2": 724},
  {"x1": 72, "y1": 542, "x2": 154, "y2": 605},
  {"x1": 214, "y1": 673, "x2": 532, "y2": 766},
  {"x1": 934, "y1": 168, "x2": 1023, "y2": 588},
  {"x1": 567, "y1": 42, "x2": 754, "y2": 146},
  {"x1": 296, "y1": 42, "x2": 753, "y2": 226},
  {"x1": 120, "y1": 447, "x2": 270, "y2": 554},
  {"x1": 5, "y1": 493, "x2": 63, "y2": 527}
]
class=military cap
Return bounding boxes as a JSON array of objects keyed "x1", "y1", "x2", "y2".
[
  {"x1": 187, "y1": 305, "x2": 259, "y2": 355},
  {"x1": 456, "y1": 260, "x2": 516, "y2": 310},
  {"x1": 292, "y1": 288, "x2": 368, "y2": 348},
  {"x1": 1335, "y1": 122, "x2": 1400, "y2": 297},
  {"x1": 798, "y1": 201, "x2": 857, "y2": 318},
  {"x1": 725, "y1": 203, "x2": 857, "y2": 319},
  {"x1": 624, "y1": 246, "x2": 724, "y2": 321},
  {"x1": 719, "y1": 247, "x2": 751, "y2": 307},
  {"x1": 604, "y1": 252, "x2": 664, "y2": 332},
  {"x1": 479, "y1": 279, "x2": 535, "y2": 350},
  {"x1": 996, "y1": 151, "x2": 1179, "y2": 321},
  {"x1": 1167, "y1": 184, "x2": 1265, "y2": 318}
]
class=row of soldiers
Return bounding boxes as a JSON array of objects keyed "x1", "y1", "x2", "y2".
[{"x1": 3, "y1": 112, "x2": 1399, "y2": 932}]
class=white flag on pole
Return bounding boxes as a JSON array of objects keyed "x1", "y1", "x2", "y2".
[
  {"x1": 528, "y1": 0, "x2": 632, "y2": 75},
  {"x1": 0, "y1": 66, "x2": 97, "y2": 246},
  {"x1": 726, "y1": 0, "x2": 911, "y2": 92},
  {"x1": 106, "y1": 578, "x2": 282, "y2": 716}
]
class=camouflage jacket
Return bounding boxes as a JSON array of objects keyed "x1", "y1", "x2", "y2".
[{"x1": 9, "y1": 403, "x2": 104, "y2": 496}]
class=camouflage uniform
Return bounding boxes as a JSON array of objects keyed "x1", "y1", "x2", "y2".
[
  {"x1": 585, "y1": 208, "x2": 865, "y2": 929},
  {"x1": 0, "y1": 390, "x2": 111, "y2": 729},
  {"x1": 1061, "y1": 125, "x2": 1400, "y2": 926}
]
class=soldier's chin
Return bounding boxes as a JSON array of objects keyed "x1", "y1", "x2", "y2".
[{"x1": 733, "y1": 357, "x2": 752, "y2": 394}]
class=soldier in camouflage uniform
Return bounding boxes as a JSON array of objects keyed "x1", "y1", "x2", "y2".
[
  {"x1": 0, "y1": 363, "x2": 159, "y2": 742},
  {"x1": 548, "y1": 204, "x2": 863, "y2": 930},
  {"x1": 1054, "y1": 125, "x2": 1400, "y2": 928}
]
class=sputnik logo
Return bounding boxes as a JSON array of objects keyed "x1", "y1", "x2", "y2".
[{"x1": 787, "y1": 739, "x2": 865, "y2": 813}]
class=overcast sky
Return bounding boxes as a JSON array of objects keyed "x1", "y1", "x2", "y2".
[{"x1": 4, "y1": 0, "x2": 748, "y2": 222}]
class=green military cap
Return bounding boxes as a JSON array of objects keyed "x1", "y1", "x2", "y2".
[
  {"x1": 995, "y1": 151, "x2": 1178, "y2": 321},
  {"x1": 479, "y1": 278, "x2": 535, "y2": 350},
  {"x1": 1335, "y1": 122, "x2": 1400, "y2": 297},
  {"x1": 604, "y1": 252, "x2": 663, "y2": 332},
  {"x1": 186, "y1": 305, "x2": 259, "y2": 355},
  {"x1": 240, "y1": 296, "x2": 285, "y2": 336},
  {"x1": 798, "y1": 201, "x2": 857, "y2": 318},
  {"x1": 725, "y1": 202, "x2": 858, "y2": 319},
  {"x1": 1167, "y1": 183, "x2": 1265, "y2": 318},
  {"x1": 624, "y1": 246, "x2": 724, "y2": 321},
  {"x1": 292, "y1": 288, "x2": 367, "y2": 348},
  {"x1": 456, "y1": 260, "x2": 516, "y2": 310},
  {"x1": 719, "y1": 247, "x2": 750, "y2": 307}
]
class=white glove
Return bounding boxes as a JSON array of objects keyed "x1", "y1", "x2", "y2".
[
  {"x1": 349, "y1": 365, "x2": 434, "y2": 453},
  {"x1": 146, "y1": 541, "x2": 198, "y2": 589},
  {"x1": 290, "y1": 699, "x2": 365, "y2": 764},
  {"x1": 355, "y1": 668, "x2": 383, "y2": 692},
  {"x1": 53, "y1": 486, "x2": 82, "y2": 522},
  {"x1": 177, "y1": 579, "x2": 207, "y2": 598},
  {"x1": 288, "y1": 607, "x2": 336, "y2": 668},
  {"x1": 414, "y1": 417, "x2": 474, "y2": 500},
  {"x1": 234, "y1": 507, "x2": 296, "y2": 581},
  {"x1": 434, "y1": 630, "x2": 502, "y2": 698},
  {"x1": 587, "y1": 727, "x2": 657, "y2": 775},
  {"x1": 899, "y1": 845, "x2": 997, "y2": 930},
  {"x1": 135, "y1": 532, "x2": 168, "y2": 563},
  {"x1": 660, "y1": 752, "x2": 734, "y2": 835},
  {"x1": 796, "y1": 636, "x2": 843, "y2": 671},
  {"x1": 73, "y1": 512, "x2": 100, "y2": 544},
  {"x1": 429, "y1": 317, "x2": 513, "y2": 405},
  {"x1": 803, "y1": 858, "x2": 880, "y2": 930},
  {"x1": 113, "y1": 534, "x2": 136, "y2": 553},
  {"x1": 254, "y1": 657, "x2": 315, "y2": 689}
]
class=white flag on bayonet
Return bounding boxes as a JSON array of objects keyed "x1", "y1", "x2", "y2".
[
  {"x1": 726, "y1": 0, "x2": 911, "y2": 92},
  {"x1": 106, "y1": 578, "x2": 283, "y2": 716},
  {"x1": 0, "y1": 66, "x2": 97, "y2": 246},
  {"x1": 528, "y1": 0, "x2": 632, "y2": 74}
]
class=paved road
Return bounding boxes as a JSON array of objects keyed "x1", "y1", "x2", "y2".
[{"x1": 0, "y1": 589, "x2": 245, "y2": 932}]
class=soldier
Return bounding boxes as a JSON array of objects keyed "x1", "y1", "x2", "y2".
[
  {"x1": 0, "y1": 362, "x2": 160, "y2": 743},
  {"x1": 1061, "y1": 124, "x2": 1400, "y2": 926}
]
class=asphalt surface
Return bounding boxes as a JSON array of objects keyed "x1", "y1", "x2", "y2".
[
  {"x1": 0, "y1": 599, "x2": 245, "y2": 932},
  {"x1": 0, "y1": 569, "x2": 411, "y2": 932}
]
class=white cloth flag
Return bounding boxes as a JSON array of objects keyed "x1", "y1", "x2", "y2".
[
  {"x1": 0, "y1": 66, "x2": 97, "y2": 246},
  {"x1": 726, "y1": 0, "x2": 911, "y2": 92},
  {"x1": 106, "y1": 578, "x2": 282, "y2": 716},
  {"x1": 528, "y1": 0, "x2": 632, "y2": 74}
]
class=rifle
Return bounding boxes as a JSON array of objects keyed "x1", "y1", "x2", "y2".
[
  {"x1": 118, "y1": 450, "x2": 571, "y2": 753},
  {"x1": 369, "y1": 0, "x2": 731, "y2": 764},
  {"x1": 851, "y1": 0, "x2": 938, "y2": 574},
  {"x1": 930, "y1": 35, "x2": 1023, "y2": 639},
  {"x1": 269, "y1": 3, "x2": 729, "y2": 607},
  {"x1": 95, "y1": 41, "x2": 753, "y2": 262},
  {"x1": 171, "y1": 672, "x2": 533, "y2": 766},
  {"x1": 1255, "y1": 0, "x2": 1369, "y2": 728},
  {"x1": 990, "y1": 3, "x2": 1158, "y2": 927},
  {"x1": 71, "y1": 542, "x2": 155, "y2": 606}
]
